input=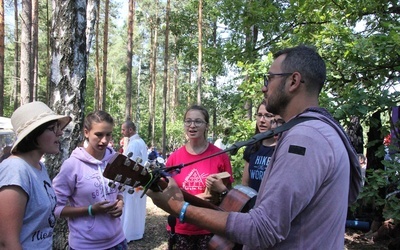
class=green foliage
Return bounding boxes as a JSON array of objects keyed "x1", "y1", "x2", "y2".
[
  {"x1": 358, "y1": 152, "x2": 400, "y2": 222},
  {"x1": 1, "y1": 0, "x2": 400, "y2": 226},
  {"x1": 224, "y1": 108, "x2": 256, "y2": 181}
]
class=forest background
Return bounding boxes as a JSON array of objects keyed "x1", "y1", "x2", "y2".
[{"x1": 0, "y1": 0, "x2": 399, "y2": 248}]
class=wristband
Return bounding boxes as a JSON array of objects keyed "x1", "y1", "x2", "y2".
[
  {"x1": 88, "y1": 205, "x2": 94, "y2": 216},
  {"x1": 219, "y1": 189, "x2": 229, "y2": 203},
  {"x1": 179, "y1": 202, "x2": 190, "y2": 223}
]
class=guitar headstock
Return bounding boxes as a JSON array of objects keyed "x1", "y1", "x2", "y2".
[{"x1": 103, "y1": 153, "x2": 164, "y2": 195}]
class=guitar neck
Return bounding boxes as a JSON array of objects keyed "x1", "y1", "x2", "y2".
[{"x1": 103, "y1": 153, "x2": 219, "y2": 211}]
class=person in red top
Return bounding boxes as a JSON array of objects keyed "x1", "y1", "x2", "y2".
[{"x1": 165, "y1": 105, "x2": 233, "y2": 250}]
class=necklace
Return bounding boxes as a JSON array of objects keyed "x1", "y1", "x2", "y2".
[{"x1": 187, "y1": 141, "x2": 209, "y2": 155}]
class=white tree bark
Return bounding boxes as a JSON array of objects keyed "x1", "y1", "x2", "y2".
[
  {"x1": 20, "y1": 0, "x2": 32, "y2": 104},
  {"x1": 49, "y1": 0, "x2": 88, "y2": 247}
]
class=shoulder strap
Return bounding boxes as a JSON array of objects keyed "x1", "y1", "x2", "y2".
[
  {"x1": 229, "y1": 116, "x2": 317, "y2": 155},
  {"x1": 166, "y1": 117, "x2": 317, "y2": 170},
  {"x1": 251, "y1": 116, "x2": 317, "y2": 142}
]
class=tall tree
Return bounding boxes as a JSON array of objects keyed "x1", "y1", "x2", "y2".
[
  {"x1": 162, "y1": 0, "x2": 170, "y2": 157},
  {"x1": 148, "y1": 1, "x2": 158, "y2": 146},
  {"x1": 31, "y1": 0, "x2": 38, "y2": 100},
  {"x1": 172, "y1": 37, "x2": 179, "y2": 113},
  {"x1": 20, "y1": 0, "x2": 32, "y2": 104},
  {"x1": 46, "y1": 0, "x2": 51, "y2": 104},
  {"x1": 87, "y1": 0, "x2": 99, "y2": 109},
  {"x1": 94, "y1": 0, "x2": 100, "y2": 109},
  {"x1": 196, "y1": 0, "x2": 202, "y2": 105},
  {"x1": 49, "y1": 0, "x2": 88, "y2": 248},
  {"x1": 125, "y1": 0, "x2": 135, "y2": 120},
  {"x1": 100, "y1": 0, "x2": 109, "y2": 110},
  {"x1": 13, "y1": 0, "x2": 19, "y2": 109},
  {"x1": 0, "y1": 0, "x2": 4, "y2": 115}
]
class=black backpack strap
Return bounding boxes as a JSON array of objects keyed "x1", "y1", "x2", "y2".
[
  {"x1": 248, "y1": 116, "x2": 317, "y2": 146},
  {"x1": 166, "y1": 117, "x2": 317, "y2": 171}
]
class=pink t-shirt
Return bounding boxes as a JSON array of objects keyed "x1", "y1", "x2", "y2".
[{"x1": 166, "y1": 143, "x2": 233, "y2": 235}]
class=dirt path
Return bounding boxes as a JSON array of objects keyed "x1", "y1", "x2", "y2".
[
  {"x1": 127, "y1": 197, "x2": 169, "y2": 250},
  {"x1": 128, "y1": 197, "x2": 389, "y2": 250}
]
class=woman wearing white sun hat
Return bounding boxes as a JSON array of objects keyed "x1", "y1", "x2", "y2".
[{"x1": 0, "y1": 101, "x2": 71, "y2": 250}]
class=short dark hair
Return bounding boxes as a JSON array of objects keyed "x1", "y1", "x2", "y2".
[
  {"x1": 124, "y1": 120, "x2": 137, "y2": 132},
  {"x1": 274, "y1": 45, "x2": 326, "y2": 94},
  {"x1": 84, "y1": 110, "x2": 114, "y2": 131},
  {"x1": 17, "y1": 120, "x2": 57, "y2": 153}
]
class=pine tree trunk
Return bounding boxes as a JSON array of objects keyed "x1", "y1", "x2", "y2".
[
  {"x1": 0, "y1": 0, "x2": 4, "y2": 115},
  {"x1": 95, "y1": 0, "x2": 100, "y2": 110},
  {"x1": 149, "y1": 8, "x2": 158, "y2": 146},
  {"x1": 172, "y1": 46, "x2": 178, "y2": 115},
  {"x1": 49, "y1": 0, "x2": 88, "y2": 248},
  {"x1": 125, "y1": 0, "x2": 135, "y2": 120},
  {"x1": 148, "y1": 26, "x2": 154, "y2": 140},
  {"x1": 87, "y1": 0, "x2": 99, "y2": 109},
  {"x1": 161, "y1": 0, "x2": 170, "y2": 157},
  {"x1": 101, "y1": 0, "x2": 109, "y2": 110},
  {"x1": 20, "y1": 0, "x2": 32, "y2": 104},
  {"x1": 31, "y1": 0, "x2": 38, "y2": 100},
  {"x1": 366, "y1": 111, "x2": 385, "y2": 228},
  {"x1": 196, "y1": 0, "x2": 202, "y2": 105},
  {"x1": 13, "y1": 0, "x2": 19, "y2": 109},
  {"x1": 46, "y1": 0, "x2": 51, "y2": 104}
]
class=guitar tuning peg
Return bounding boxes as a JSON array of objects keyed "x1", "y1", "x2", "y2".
[
  {"x1": 108, "y1": 181, "x2": 116, "y2": 188},
  {"x1": 118, "y1": 185, "x2": 126, "y2": 192},
  {"x1": 144, "y1": 161, "x2": 151, "y2": 168},
  {"x1": 127, "y1": 188, "x2": 135, "y2": 194},
  {"x1": 132, "y1": 162, "x2": 139, "y2": 171},
  {"x1": 114, "y1": 174, "x2": 122, "y2": 182},
  {"x1": 136, "y1": 157, "x2": 143, "y2": 163},
  {"x1": 124, "y1": 177, "x2": 132, "y2": 186},
  {"x1": 124, "y1": 157, "x2": 131, "y2": 166}
]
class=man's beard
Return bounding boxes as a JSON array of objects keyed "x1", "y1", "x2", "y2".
[{"x1": 266, "y1": 79, "x2": 289, "y2": 116}]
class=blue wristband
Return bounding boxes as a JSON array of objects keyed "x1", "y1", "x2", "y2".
[
  {"x1": 179, "y1": 202, "x2": 190, "y2": 223},
  {"x1": 88, "y1": 205, "x2": 93, "y2": 216}
]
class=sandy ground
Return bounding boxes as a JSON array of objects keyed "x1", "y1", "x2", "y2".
[{"x1": 128, "y1": 197, "x2": 389, "y2": 250}]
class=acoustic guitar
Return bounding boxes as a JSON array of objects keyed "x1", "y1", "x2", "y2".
[{"x1": 103, "y1": 153, "x2": 257, "y2": 250}]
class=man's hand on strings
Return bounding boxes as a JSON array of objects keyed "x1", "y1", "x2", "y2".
[{"x1": 146, "y1": 177, "x2": 184, "y2": 217}]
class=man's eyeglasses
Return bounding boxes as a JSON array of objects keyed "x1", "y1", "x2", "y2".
[
  {"x1": 184, "y1": 119, "x2": 206, "y2": 127},
  {"x1": 46, "y1": 123, "x2": 60, "y2": 134},
  {"x1": 263, "y1": 73, "x2": 293, "y2": 88},
  {"x1": 263, "y1": 72, "x2": 304, "y2": 88}
]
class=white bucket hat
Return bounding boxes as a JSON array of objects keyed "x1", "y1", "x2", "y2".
[{"x1": 11, "y1": 101, "x2": 72, "y2": 153}]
